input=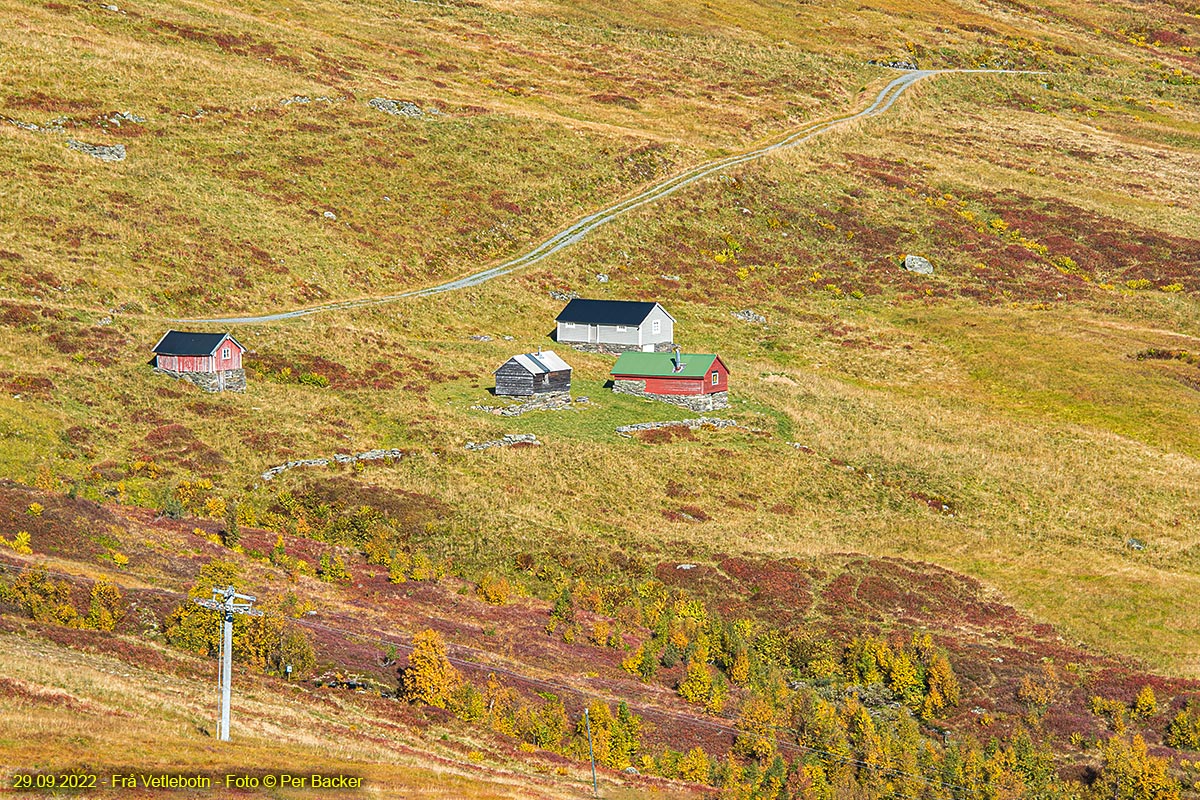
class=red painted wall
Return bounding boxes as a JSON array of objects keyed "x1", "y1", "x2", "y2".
[
  {"x1": 613, "y1": 356, "x2": 729, "y2": 396},
  {"x1": 212, "y1": 337, "x2": 243, "y2": 370},
  {"x1": 157, "y1": 337, "x2": 243, "y2": 373}
]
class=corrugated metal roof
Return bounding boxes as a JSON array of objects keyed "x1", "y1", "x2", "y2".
[
  {"x1": 152, "y1": 330, "x2": 244, "y2": 356},
  {"x1": 496, "y1": 350, "x2": 572, "y2": 375},
  {"x1": 610, "y1": 351, "x2": 721, "y2": 378},
  {"x1": 554, "y1": 299, "x2": 671, "y2": 325}
]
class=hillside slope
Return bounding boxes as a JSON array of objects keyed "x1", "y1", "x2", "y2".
[{"x1": 2, "y1": 0, "x2": 1200, "y2": 796}]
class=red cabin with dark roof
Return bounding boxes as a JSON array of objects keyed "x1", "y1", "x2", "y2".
[{"x1": 152, "y1": 330, "x2": 247, "y2": 392}]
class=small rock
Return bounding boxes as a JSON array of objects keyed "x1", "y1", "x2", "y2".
[
  {"x1": 67, "y1": 139, "x2": 126, "y2": 162},
  {"x1": 903, "y1": 254, "x2": 934, "y2": 275},
  {"x1": 1126, "y1": 537, "x2": 1146, "y2": 551},
  {"x1": 369, "y1": 98, "x2": 427, "y2": 119},
  {"x1": 323, "y1": 211, "x2": 337, "y2": 220},
  {"x1": 624, "y1": 767, "x2": 639, "y2": 775},
  {"x1": 676, "y1": 563, "x2": 697, "y2": 570},
  {"x1": 281, "y1": 95, "x2": 311, "y2": 105},
  {"x1": 105, "y1": 111, "x2": 144, "y2": 126},
  {"x1": 732, "y1": 309, "x2": 766, "y2": 324},
  {"x1": 595, "y1": 273, "x2": 609, "y2": 283},
  {"x1": 96, "y1": 316, "x2": 113, "y2": 326},
  {"x1": 502, "y1": 335, "x2": 513, "y2": 341},
  {"x1": 469, "y1": 334, "x2": 492, "y2": 342},
  {"x1": 100, "y1": 3, "x2": 120, "y2": 11},
  {"x1": 548, "y1": 290, "x2": 579, "y2": 301},
  {"x1": 659, "y1": 274, "x2": 680, "y2": 282}
]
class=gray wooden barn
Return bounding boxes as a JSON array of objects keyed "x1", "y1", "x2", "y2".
[{"x1": 493, "y1": 350, "x2": 572, "y2": 396}]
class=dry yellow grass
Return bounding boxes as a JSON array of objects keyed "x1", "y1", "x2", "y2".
[{"x1": 0, "y1": 624, "x2": 647, "y2": 799}]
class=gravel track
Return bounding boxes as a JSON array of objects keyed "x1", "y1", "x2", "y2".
[{"x1": 178, "y1": 69, "x2": 1037, "y2": 326}]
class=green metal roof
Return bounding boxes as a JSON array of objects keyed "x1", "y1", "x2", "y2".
[{"x1": 610, "y1": 351, "x2": 719, "y2": 378}]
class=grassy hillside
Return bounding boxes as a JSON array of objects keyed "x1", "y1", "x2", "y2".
[{"x1": 3, "y1": 0, "x2": 1200, "y2": 795}]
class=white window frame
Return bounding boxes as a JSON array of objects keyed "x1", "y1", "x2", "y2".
[
  {"x1": 616, "y1": 325, "x2": 627, "y2": 332},
  {"x1": 564, "y1": 322, "x2": 575, "y2": 328},
  {"x1": 712, "y1": 370, "x2": 719, "y2": 386},
  {"x1": 651, "y1": 319, "x2": 661, "y2": 335},
  {"x1": 222, "y1": 347, "x2": 231, "y2": 360}
]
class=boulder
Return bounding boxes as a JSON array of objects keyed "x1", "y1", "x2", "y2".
[{"x1": 903, "y1": 254, "x2": 934, "y2": 275}]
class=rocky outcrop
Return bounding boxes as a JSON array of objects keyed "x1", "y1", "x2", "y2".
[
  {"x1": 67, "y1": 140, "x2": 126, "y2": 162},
  {"x1": 261, "y1": 448, "x2": 407, "y2": 481},
  {"x1": 613, "y1": 379, "x2": 729, "y2": 412},
  {"x1": 369, "y1": 98, "x2": 439, "y2": 118},
  {"x1": 732, "y1": 309, "x2": 766, "y2": 324},
  {"x1": 153, "y1": 367, "x2": 245, "y2": 393},
  {"x1": 464, "y1": 433, "x2": 541, "y2": 451}
]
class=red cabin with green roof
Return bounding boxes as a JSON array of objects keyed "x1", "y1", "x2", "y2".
[{"x1": 610, "y1": 350, "x2": 730, "y2": 410}]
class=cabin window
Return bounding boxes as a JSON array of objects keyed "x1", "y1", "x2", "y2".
[
  {"x1": 616, "y1": 325, "x2": 627, "y2": 332},
  {"x1": 712, "y1": 371, "x2": 719, "y2": 386},
  {"x1": 221, "y1": 347, "x2": 231, "y2": 360},
  {"x1": 541, "y1": 373, "x2": 549, "y2": 385},
  {"x1": 564, "y1": 322, "x2": 575, "y2": 328},
  {"x1": 652, "y1": 320, "x2": 661, "y2": 335}
]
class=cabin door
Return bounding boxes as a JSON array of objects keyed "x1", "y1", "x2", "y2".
[{"x1": 588, "y1": 324, "x2": 598, "y2": 343}]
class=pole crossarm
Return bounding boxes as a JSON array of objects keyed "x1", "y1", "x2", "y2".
[{"x1": 193, "y1": 585, "x2": 263, "y2": 741}]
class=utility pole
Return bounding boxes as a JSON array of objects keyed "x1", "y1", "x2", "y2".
[
  {"x1": 584, "y1": 707, "x2": 597, "y2": 797},
  {"x1": 195, "y1": 585, "x2": 262, "y2": 741}
]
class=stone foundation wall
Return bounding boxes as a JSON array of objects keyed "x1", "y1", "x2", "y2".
[
  {"x1": 568, "y1": 341, "x2": 677, "y2": 355},
  {"x1": 613, "y1": 380, "x2": 729, "y2": 412},
  {"x1": 154, "y1": 367, "x2": 246, "y2": 393}
]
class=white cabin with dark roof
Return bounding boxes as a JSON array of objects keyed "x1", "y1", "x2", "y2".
[
  {"x1": 554, "y1": 299, "x2": 674, "y2": 352},
  {"x1": 494, "y1": 350, "x2": 572, "y2": 396}
]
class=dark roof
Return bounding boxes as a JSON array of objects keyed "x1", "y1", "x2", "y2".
[
  {"x1": 554, "y1": 299, "x2": 670, "y2": 326},
  {"x1": 152, "y1": 330, "x2": 243, "y2": 356}
]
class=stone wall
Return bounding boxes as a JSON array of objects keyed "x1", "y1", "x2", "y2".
[
  {"x1": 615, "y1": 417, "x2": 740, "y2": 435},
  {"x1": 568, "y1": 341, "x2": 678, "y2": 355},
  {"x1": 613, "y1": 380, "x2": 729, "y2": 412},
  {"x1": 154, "y1": 367, "x2": 246, "y2": 393}
]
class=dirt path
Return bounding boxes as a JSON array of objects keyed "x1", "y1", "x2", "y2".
[{"x1": 178, "y1": 69, "x2": 1038, "y2": 326}]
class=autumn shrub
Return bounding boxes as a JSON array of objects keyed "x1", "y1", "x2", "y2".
[
  {"x1": 243, "y1": 600, "x2": 316, "y2": 677},
  {"x1": 1092, "y1": 734, "x2": 1181, "y2": 800},
  {"x1": 317, "y1": 553, "x2": 350, "y2": 583},
  {"x1": 733, "y1": 694, "x2": 777, "y2": 761},
  {"x1": 399, "y1": 629, "x2": 462, "y2": 709},
  {"x1": 677, "y1": 746, "x2": 712, "y2": 783},
  {"x1": 1166, "y1": 700, "x2": 1200, "y2": 749},
  {"x1": 85, "y1": 579, "x2": 125, "y2": 631},
  {"x1": 516, "y1": 693, "x2": 568, "y2": 751},
  {"x1": 1092, "y1": 695, "x2": 1129, "y2": 734},
  {"x1": 477, "y1": 572, "x2": 511, "y2": 605},
  {"x1": 0, "y1": 531, "x2": 32, "y2": 554},
  {"x1": 573, "y1": 701, "x2": 641, "y2": 770},
  {"x1": 1133, "y1": 685, "x2": 1158, "y2": 718},
  {"x1": 1, "y1": 564, "x2": 78, "y2": 625}
]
